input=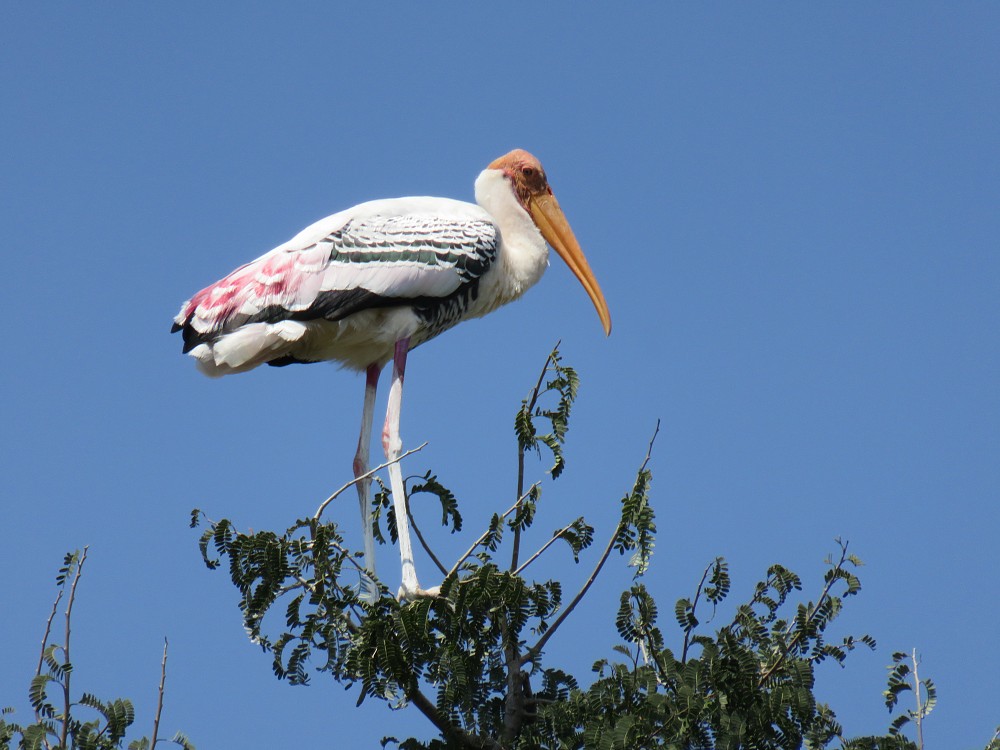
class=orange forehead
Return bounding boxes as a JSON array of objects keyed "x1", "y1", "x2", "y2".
[{"x1": 488, "y1": 149, "x2": 544, "y2": 173}]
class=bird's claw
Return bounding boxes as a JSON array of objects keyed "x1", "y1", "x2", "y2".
[{"x1": 397, "y1": 583, "x2": 441, "y2": 601}]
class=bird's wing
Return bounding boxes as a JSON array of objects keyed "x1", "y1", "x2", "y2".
[{"x1": 172, "y1": 198, "x2": 499, "y2": 352}]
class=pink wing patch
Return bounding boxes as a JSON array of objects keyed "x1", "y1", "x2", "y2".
[{"x1": 175, "y1": 243, "x2": 329, "y2": 338}]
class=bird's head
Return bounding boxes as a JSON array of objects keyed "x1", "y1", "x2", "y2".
[{"x1": 488, "y1": 149, "x2": 612, "y2": 336}]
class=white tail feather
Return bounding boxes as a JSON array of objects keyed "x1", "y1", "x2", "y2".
[{"x1": 190, "y1": 321, "x2": 308, "y2": 376}]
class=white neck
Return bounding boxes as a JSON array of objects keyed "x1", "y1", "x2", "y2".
[{"x1": 474, "y1": 169, "x2": 549, "y2": 304}]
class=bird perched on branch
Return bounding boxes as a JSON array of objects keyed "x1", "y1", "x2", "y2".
[{"x1": 173, "y1": 149, "x2": 611, "y2": 599}]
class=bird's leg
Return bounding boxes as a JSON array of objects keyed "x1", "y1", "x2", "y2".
[
  {"x1": 354, "y1": 362, "x2": 382, "y2": 602},
  {"x1": 383, "y1": 338, "x2": 437, "y2": 600}
]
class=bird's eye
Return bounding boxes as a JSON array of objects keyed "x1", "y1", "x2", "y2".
[{"x1": 521, "y1": 166, "x2": 535, "y2": 177}]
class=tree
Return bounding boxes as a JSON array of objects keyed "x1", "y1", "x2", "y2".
[
  {"x1": 190, "y1": 345, "x2": 991, "y2": 749},
  {"x1": 1, "y1": 549, "x2": 194, "y2": 750}
]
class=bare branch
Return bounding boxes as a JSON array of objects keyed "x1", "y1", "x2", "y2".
[
  {"x1": 447, "y1": 486, "x2": 538, "y2": 579},
  {"x1": 522, "y1": 516, "x2": 619, "y2": 667},
  {"x1": 913, "y1": 648, "x2": 925, "y2": 750},
  {"x1": 513, "y1": 521, "x2": 577, "y2": 577},
  {"x1": 151, "y1": 638, "x2": 168, "y2": 749},
  {"x1": 314, "y1": 442, "x2": 428, "y2": 521},
  {"x1": 60, "y1": 547, "x2": 88, "y2": 749},
  {"x1": 406, "y1": 498, "x2": 449, "y2": 577},
  {"x1": 35, "y1": 587, "x2": 63, "y2": 744},
  {"x1": 35, "y1": 590, "x2": 63, "y2": 679}
]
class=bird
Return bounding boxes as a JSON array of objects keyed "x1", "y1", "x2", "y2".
[{"x1": 172, "y1": 149, "x2": 611, "y2": 600}]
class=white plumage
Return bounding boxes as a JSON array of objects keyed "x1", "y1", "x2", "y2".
[{"x1": 173, "y1": 149, "x2": 611, "y2": 599}]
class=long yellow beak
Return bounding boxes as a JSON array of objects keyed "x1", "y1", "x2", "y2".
[{"x1": 529, "y1": 192, "x2": 612, "y2": 335}]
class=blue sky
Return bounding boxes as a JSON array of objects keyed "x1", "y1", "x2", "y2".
[{"x1": 2, "y1": 3, "x2": 997, "y2": 747}]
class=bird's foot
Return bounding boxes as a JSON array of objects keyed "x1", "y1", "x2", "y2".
[{"x1": 396, "y1": 583, "x2": 441, "y2": 601}]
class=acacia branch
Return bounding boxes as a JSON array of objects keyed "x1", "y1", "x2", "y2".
[
  {"x1": 757, "y1": 542, "x2": 849, "y2": 686},
  {"x1": 314, "y1": 443, "x2": 428, "y2": 521}
]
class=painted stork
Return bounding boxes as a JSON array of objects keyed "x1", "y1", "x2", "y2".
[{"x1": 172, "y1": 149, "x2": 611, "y2": 599}]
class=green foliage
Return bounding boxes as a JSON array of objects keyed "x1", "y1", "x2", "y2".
[
  {"x1": 371, "y1": 472, "x2": 464, "y2": 549},
  {"x1": 410, "y1": 472, "x2": 464, "y2": 534},
  {"x1": 881, "y1": 650, "x2": 937, "y2": 740},
  {"x1": 2, "y1": 550, "x2": 193, "y2": 750},
  {"x1": 191, "y1": 345, "x2": 984, "y2": 749},
  {"x1": 534, "y1": 543, "x2": 879, "y2": 750},
  {"x1": 611, "y1": 426, "x2": 657, "y2": 576},
  {"x1": 552, "y1": 517, "x2": 594, "y2": 564},
  {"x1": 514, "y1": 343, "x2": 579, "y2": 480}
]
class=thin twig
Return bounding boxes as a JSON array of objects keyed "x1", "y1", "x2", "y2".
[
  {"x1": 35, "y1": 587, "x2": 63, "y2": 745},
  {"x1": 521, "y1": 515, "x2": 619, "y2": 667},
  {"x1": 513, "y1": 521, "x2": 576, "y2": 577},
  {"x1": 314, "y1": 442, "x2": 428, "y2": 521},
  {"x1": 326, "y1": 539, "x2": 370, "y2": 576},
  {"x1": 913, "y1": 648, "x2": 924, "y2": 750},
  {"x1": 35, "y1": 590, "x2": 63, "y2": 678},
  {"x1": 150, "y1": 638, "x2": 168, "y2": 749},
  {"x1": 681, "y1": 562, "x2": 715, "y2": 664},
  {"x1": 511, "y1": 345, "x2": 558, "y2": 572},
  {"x1": 406, "y1": 500, "x2": 448, "y2": 577},
  {"x1": 447, "y1": 487, "x2": 538, "y2": 579},
  {"x1": 277, "y1": 581, "x2": 308, "y2": 596},
  {"x1": 60, "y1": 547, "x2": 88, "y2": 750}
]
